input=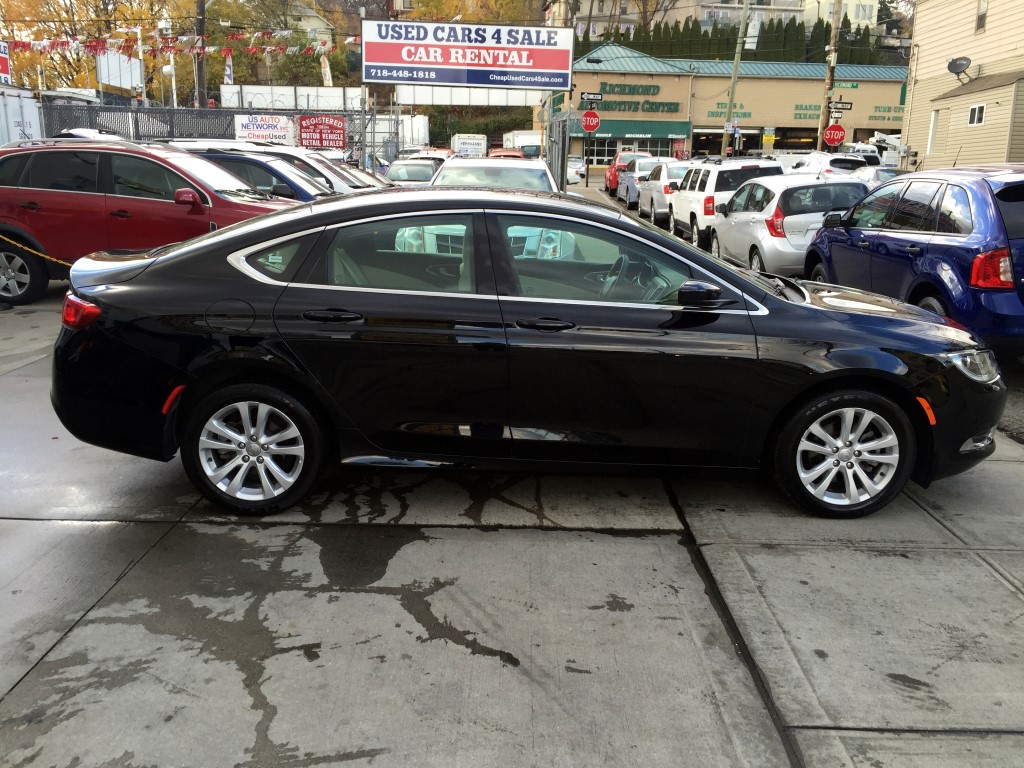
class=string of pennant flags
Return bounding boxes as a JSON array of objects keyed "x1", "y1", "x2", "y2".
[{"x1": 3, "y1": 30, "x2": 357, "y2": 58}]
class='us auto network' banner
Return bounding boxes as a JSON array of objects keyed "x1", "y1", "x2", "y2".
[{"x1": 361, "y1": 20, "x2": 574, "y2": 91}]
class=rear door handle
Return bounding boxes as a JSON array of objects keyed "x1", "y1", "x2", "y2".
[
  {"x1": 516, "y1": 318, "x2": 576, "y2": 332},
  {"x1": 110, "y1": 210, "x2": 133, "y2": 219},
  {"x1": 302, "y1": 309, "x2": 363, "y2": 322},
  {"x1": 19, "y1": 202, "x2": 40, "y2": 211}
]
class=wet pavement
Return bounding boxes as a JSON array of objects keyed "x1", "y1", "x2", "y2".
[{"x1": 3, "y1": 250, "x2": 1024, "y2": 767}]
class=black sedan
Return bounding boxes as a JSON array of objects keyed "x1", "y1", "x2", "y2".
[{"x1": 52, "y1": 188, "x2": 1006, "y2": 518}]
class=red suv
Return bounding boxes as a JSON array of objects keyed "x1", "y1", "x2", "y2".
[
  {"x1": 0, "y1": 139, "x2": 297, "y2": 305},
  {"x1": 604, "y1": 149, "x2": 652, "y2": 197}
]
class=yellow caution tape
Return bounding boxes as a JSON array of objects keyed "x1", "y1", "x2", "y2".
[{"x1": 0, "y1": 233, "x2": 72, "y2": 267}]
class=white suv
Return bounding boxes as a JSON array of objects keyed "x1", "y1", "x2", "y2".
[
  {"x1": 667, "y1": 158, "x2": 784, "y2": 249},
  {"x1": 788, "y1": 151, "x2": 868, "y2": 177}
]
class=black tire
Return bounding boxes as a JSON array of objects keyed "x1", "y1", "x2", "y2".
[
  {"x1": 668, "y1": 207, "x2": 679, "y2": 235},
  {"x1": 180, "y1": 383, "x2": 325, "y2": 515},
  {"x1": 917, "y1": 295, "x2": 949, "y2": 317},
  {"x1": 0, "y1": 244, "x2": 48, "y2": 306},
  {"x1": 710, "y1": 233, "x2": 722, "y2": 260},
  {"x1": 774, "y1": 390, "x2": 916, "y2": 519},
  {"x1": 810, "y1": 262, "x2": 829, "y2": 282},
  {"x1": 690, "y1": 218, "x2": 707, "y2": 250},
  {"x1": 750, "y1": 248, "x2": 765, "y2": 272}
]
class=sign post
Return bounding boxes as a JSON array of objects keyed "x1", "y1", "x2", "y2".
[{"x1": 581, "y1": 110, "x2": 600, "y2": 188}]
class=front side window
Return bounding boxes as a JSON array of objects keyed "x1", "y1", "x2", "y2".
[
  {"x1": 846, "y1": 182, "x2": 904, "y2": 229},
  {"x1": 24, "y1": 151, "x2": 99, "y2": 193},
  {"x1": 312, "y1": 214, "x2": 475, "y2": 294},
  {"x1": 968, "y1": 104, "x2": 986, "y2": 125},
  {"x1": 888, "y1": 181, "x2": 942, "y2": 231},
  {"x1": 495, "y1": 214, "x2": 694, "y2": 305},
  {"x1": 727, "y1": 185, "x2": 752, "y2": 212},
  {"x1": 111, "y1": 155, "x2": 194, "y2": 200}
]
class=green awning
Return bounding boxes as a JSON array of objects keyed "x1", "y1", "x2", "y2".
[{"x1": 571, "y1": 119, "x2": 692, "y2": 139}]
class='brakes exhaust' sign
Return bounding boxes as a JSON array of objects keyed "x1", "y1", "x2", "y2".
[{"x1": 361, "y1": 20, "x2": 573, "y2": 90}]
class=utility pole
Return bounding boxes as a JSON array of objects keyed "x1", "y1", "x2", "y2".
[
  {"x1": 816, "y1": 0, "x2": 842, "y2": 150},
  {"x1": 196, "y1": 0, "x2": 207, "y2": 108},
  {"x1": 719, "y1": 0, "x2": 750, "y2": 157}
]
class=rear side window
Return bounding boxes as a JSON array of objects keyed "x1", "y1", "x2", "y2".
[
  {"x1": 993, "y1": 183, "x2": 1024, "y2": 240},
  {"x1": 24, "y1": 151, "x2": 99, "y2": 192},
  {"x1": 888, "y1": 181, "x2": 942, "y2": 231},
  {"x1": 696, "y1": 170, "x2": 710, "y2": 191},
  {"x1": 779, "y1": 183, "x2": 866, "y2": 215},
  {"x1": 716, "y1": 166, "x2": 783, "y2": 192},
  {"x1": 745, "y1": 185, "x2": 774, "y2": 212},
  {"x1": 0, "y1": 154, "x2": 30, "y2": 186},
  {"x1": 245, "y1": 234, "x2": 318, "y2": 282},
  {"x1": 936, "y1": 185, "x2": 974, "y2": 235}
]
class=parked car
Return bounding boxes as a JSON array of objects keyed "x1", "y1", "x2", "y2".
[
  {"x1": 637, "y1": 161, "x2": 690, "y2": 227},
  {"x1": 616, "y1": 156, "x2": 675, "y2": 209},
  {"x1": 709, "y1": 176, "x2": 868, "y2": 275},
  {"x1": 51, "y1": 188, "x2": 1006, "y2": 519},
  {"x1": 488, "y1": 149, "x2": 526, "y2": 159},
  {"x1": 384, "y1": 159, "x2": 438, "y2": 186},
  {"x1": 430, "y1": 158, "x2": 557, "y2": 193},
  {"x1": 566, "y1": 155, "x2": 586, "y2": 184},
  {"x1": 805, "y1": 165, "x2": 1024, "y2": 349},
  {"x1": 788, "y1": 151, "x2": 868, "y2": 176},
  {"x1": 604, "y1": 150, "x2": 652, "y2": 197},
  {"x1": 195, "y1": 151, "x2": 336, "y2": 202},
  {"x1": 668, "y1": 158, "x2": 784, "y2": 249},
  {"x1": 848, "y1": 165, "x2": 910, "y2": 190},
  {"x1": 0, "y1": 138, "x2": 296, "y2": 305}
]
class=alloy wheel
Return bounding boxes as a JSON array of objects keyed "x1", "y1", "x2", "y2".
[{"x1": 0, "y1": 251, "x2": 30, "y2": 299}]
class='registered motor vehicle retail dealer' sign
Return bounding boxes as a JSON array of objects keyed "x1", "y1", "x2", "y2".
[{"x1": 361, "y1": 20, "x2": 574, "y2": 91}]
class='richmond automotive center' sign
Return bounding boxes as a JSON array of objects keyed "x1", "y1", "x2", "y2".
[{"x1": 361, "y1": 20, "x2": 573, "y2": 90}]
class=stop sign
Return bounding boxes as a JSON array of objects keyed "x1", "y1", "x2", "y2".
[
  {"x1": 823, "y1": 124, "x2": 846, "y2": 146},
  {"x1": 581, "y1": 110, "x2": 601, "y2": 133}
]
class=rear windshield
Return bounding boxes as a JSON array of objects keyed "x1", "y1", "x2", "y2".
[
  {"x1": 717, "y1": 166, "x2": 783, "y2": 192},
  {"x1": 994, "y1": 183, "x2": 1024, "y2": 240},
  {"x1": 779, "y1": 182, "x2": 867, "y2": 215},
  {"x1": 830, "y1": 157, "x2": 868, "y2": 171}
]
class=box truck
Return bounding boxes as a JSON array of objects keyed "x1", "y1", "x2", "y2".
[
  {"x1": 503, "y1": 130, "x2": 542, "y2": 158},
  {"x1": 450, "y1": 133, "x2": 488, "y2": 157}
]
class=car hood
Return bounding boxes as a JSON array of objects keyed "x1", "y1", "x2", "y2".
[
  {"x1": 69, "y1": 248, "x2": 161, "y2": 288},
  {"x1": 799, "y1": 280, "x2": 983, "y2": 349}
]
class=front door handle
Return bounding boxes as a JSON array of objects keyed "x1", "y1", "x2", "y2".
[
  {"x1": 856, "y1": 240, "x2": 870, "y2": 247},
  {"x1": 19, "y1": 202, "x2": 40, "y2": 211},
  {"x1": 110, "y1": 210, "x2": 133, "y2": 219},
  {"x1": 302, "y1": 309, "x2": 363, "y2": 323},
  {"x1": 904, "y1": 245, "x2": 921, "y2": 254},
  {"x1": 516, "y1": 318, "x2": 576, "y2": 332}
]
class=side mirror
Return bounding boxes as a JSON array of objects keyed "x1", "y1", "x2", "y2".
[
  {"x1": 173, "y1": 188, "x2": 203, "y2": 208},
  {"x1": 668, "y1": 181, "x2": 679, "y2": 191},
  {"x1": 715, "y1": 203, "x2": 728, "y2": 216},
  {"x1": 676, "y1": 280, "x2": 723, "y2": 306},
  {"x1": 822, "y1": 212, "x2": 844, "y2": 228},
  {"x1": 270, "y1": 183, "x2": 296, "y2": 199},
  {"x1": 637, "y1": 174, "x2": 649, "y2": 182}
]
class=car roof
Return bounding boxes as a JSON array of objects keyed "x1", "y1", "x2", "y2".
[{"x1": 0, "y1": 138, "x2": 206, "y2": 162}]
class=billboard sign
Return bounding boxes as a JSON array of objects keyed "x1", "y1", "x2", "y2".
[
  {"x1": 0, "y1": 41, "x2": 11, "y2": 85},
  {"x1": 234, "y1": 114, "x2": 295, "y2": 143},
  {"x1": 297, "y1": 114, "x2": 346, "y2": 148},
  {"x1": 361, "y1": 20, "x2": 573, "y2": 90}
]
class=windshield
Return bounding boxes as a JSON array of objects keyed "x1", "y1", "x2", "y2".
[
  {"x1": 432, "y1": 166, "x2": 555, "y2": 192},
  {"x1": 169, "y1": 154, "x2": 261, "y2": 192},
  {"x1": 263, "y1": 157, "x2": 334, "y2": 196},
  {"x1": 386, "y1": 163, "x2": 435, "y2": 182}
]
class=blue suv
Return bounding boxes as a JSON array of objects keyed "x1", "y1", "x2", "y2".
[{"x1": 805, "y1": 166, "x2": 1024, "y2": 348}]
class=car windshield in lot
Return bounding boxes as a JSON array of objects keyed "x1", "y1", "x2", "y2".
[
  {"x1": 385, "y1": 161, "x2": 436, "y2": 183},
  {"x1": 432, "y1": 164, "x2": 556, "y2": 192},
  {"x1": 718, "y1": 166, "x2": 783, "y2": 191},
  {"x1": 169, "y1": 154, "x2": 265, "y2": 194}
]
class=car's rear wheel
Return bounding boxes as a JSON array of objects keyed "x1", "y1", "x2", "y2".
[
  {"x1": 750, "y1": 247, "x2": 765, "y2": 272},
  {"x1": 690, "y1": 217, "x2": 704, "y2": 249},
  {"x1": 917, "y1": 295, "x2": 949, "y2": 317},
  {"x1": 0, "y1": 245, "x2": 48, "y2": 306},
  {"x1": 710, "y1": 233, "x2": 722, "y2": 259},
  {"x1": 774, "y1": 390, "x2": 915, "y2": 518},
  {"x1": 668, "y1": 207, "x2": 679, "y2": 235},
  {"x1": 810, "y1": 263, "x2": 829, "y2": 282},
  {"x1": 181, "y1": 384, "x2": 325, "y2": 515}
]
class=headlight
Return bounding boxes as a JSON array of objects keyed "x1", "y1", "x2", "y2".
[{"x1": 945, "y1": 350, "x2": 1001, "y2": 383}]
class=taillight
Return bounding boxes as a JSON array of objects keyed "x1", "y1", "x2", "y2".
[
  {"x1": 663, "y1": 185, "x2": 672, "y2": 195},
  {"x1": 703, "y1": 196, "x2": 715, "y2": 216},
  {"x1": 61, "y1": 293, "x2": 102, "y2": 329},
  {"x1": 765, "y1": 206, "x2": 786, "y2": 237},
  {"x1": 970, "y1": 248, "x2": 1014, "y2": 289}
]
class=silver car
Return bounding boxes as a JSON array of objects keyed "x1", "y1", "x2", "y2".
[
  {"x1": 710, "y1": 176, "x2": 867, "y2": 275},
  {"x1": 637, "y1": 161, "x2": 691, "y2": 227},
  {"x1": 616, "y1": 156, "x2": 675, "y2": 209}
]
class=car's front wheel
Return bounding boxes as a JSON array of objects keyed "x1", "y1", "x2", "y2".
[
  {"x1": 181, "y1": 383, "x2": 325, "y2": 515},
  {"x1": 774, "y1": 390, "x2": 915, "y2": 518},
  {"x1": 0, "y1": 245, "x2": 48, "y2": 306}
]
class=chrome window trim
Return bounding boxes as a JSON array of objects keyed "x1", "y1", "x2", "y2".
[{"x1": 226, "y1": 226, "x2": 327, "y2": 284}]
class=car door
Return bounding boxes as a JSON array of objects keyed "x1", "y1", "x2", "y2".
[
  {"x1": 106, "y1": 153, "x2": 212, "y2": 249},
  {"x1": 273, "y1": 211, "x2": 511, "y2": 457},
  {"x1": 487, "y1": 210, "x2": 761, "y2": 466},
  {"x1": 640, "y1": 164, "x2": 661, "y2": 212},
  {"x1": 16, "y1": 149, "x2": 107, "y2": 260},
  {"x1": 827, "y1": 181, "x2": 905, "y2": 290},
  {"x1": 870, "y1": 180, "x2": 941, "y2": 297},
  {"x1": 717, "y1": 184, "x2": 752, "y2": 262}
]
